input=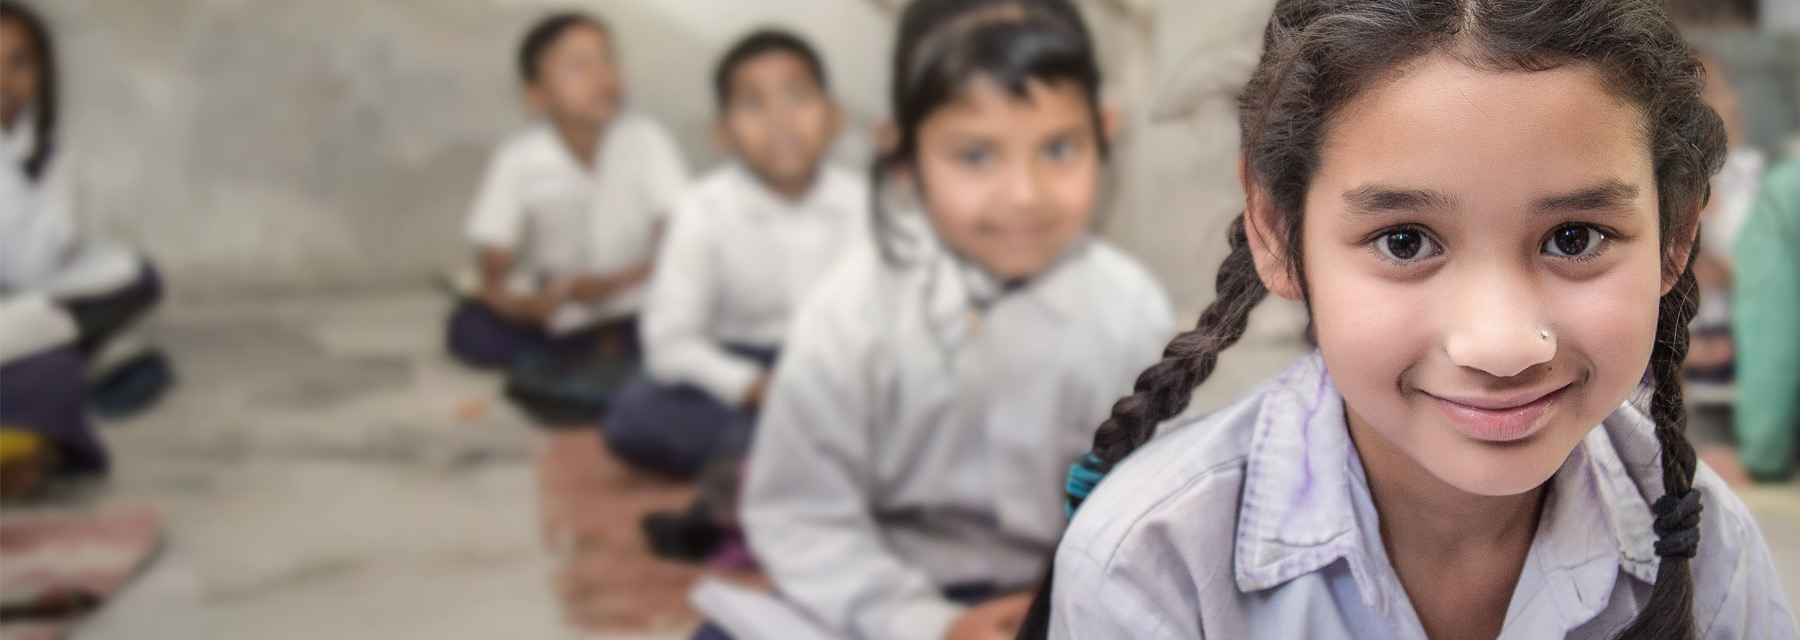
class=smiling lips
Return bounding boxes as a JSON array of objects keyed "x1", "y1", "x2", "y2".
[{"x1": 1425, "y1": 385, "x2": 1570, "y2": 442}]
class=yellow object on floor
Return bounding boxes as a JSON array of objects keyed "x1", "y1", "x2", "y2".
[{"x1": 0, "y1": 427, "x2": 47, "y2": 466}]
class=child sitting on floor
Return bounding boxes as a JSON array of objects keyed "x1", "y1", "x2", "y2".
[
  {"x1": 603, "y1": 29, "x2": 867, "y2": 477},
  {"x1": 447, "y1": 12, "x2": 689, "y2": 369}
]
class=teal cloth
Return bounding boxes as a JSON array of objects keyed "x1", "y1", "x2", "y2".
[{"x1": 1733, "y1": 157, "x2": 1800, "y2": 480}]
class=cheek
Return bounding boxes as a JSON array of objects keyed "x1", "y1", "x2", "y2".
[
  {"x1": 1304, "y1": 240, "x2": 1431, "y2": 390},
  {"x1": 918, "y1": 165, "x2": 989, "y2": 242},
  {"x1": 1558, "y1": 252, "x2": 1665, "y2": 405},
  {"x1": 1047, "y1": 160, "x2": 1101, "y2": 229}
]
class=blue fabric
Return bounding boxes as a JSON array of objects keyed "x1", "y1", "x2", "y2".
[
  {"x1": 689, "y1": 582, "x2": 1003, "y2": 640},
  {"x1": 1065, "y1": 452, "x2": 1107, "y2": 517},
  {"x1": 445, "y1": 300, "x2": 634, "y2": 369},
  {"x1": 0, "y1": 347, "x2": 107, "y2": 475},
  {"x1": 602, "y1": 344, "x2": 778, "y2": 477}
]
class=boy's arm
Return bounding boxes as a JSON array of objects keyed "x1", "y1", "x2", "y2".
[
  {"x1": 742, "y1": 297, "x2": 966, "y2": 640},
  {"x1": 465, "y1": 144, "x2": 556, "y2": 324},
  {"x1": 640, "y1": 210, "x2": 766, "y2": 407}
]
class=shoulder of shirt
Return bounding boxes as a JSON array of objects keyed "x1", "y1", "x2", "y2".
[
  {"x1": 490, "y1": 126, "x2": 560, "y2": 163},
  {"x1": 676, "y1": 165, "x2": 750, "y2": 215},
  {"x1": 1599, "y1": 402, "x2": 1775, "y2": 624},
  {"x1": 1060, "y1": 373, "x2": 1276, "y2": 571},
  {"x1": 608, "y1": 112, "x2": 676, "y2": 145},
  {"x1": 1070, "y1": 239, "x2": 1169, "y2": 305}
]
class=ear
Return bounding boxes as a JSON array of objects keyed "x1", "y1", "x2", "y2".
[
  {"x1": 522, "y1": 85, "x2": 550, "y2": 115},
  {"x1": 824, "y1": 99, "x2": 846, "y2": 142},
  {"x1": 1100, "y1": 104, "x2": 1123, "y2": 145},
  {"x1": 875, "y1": 118, "x2": 898, "y2": 156},
  {"x1": 1662, "y1": 199, "x2": 1703, "y2": 294},
  {"x1": 1240, "y1": 156, "x2": 1304, "y2": 301}
]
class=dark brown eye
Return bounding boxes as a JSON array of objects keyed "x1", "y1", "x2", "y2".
[
  {"x1": 1376, "y1": 227, "x2": 1437, "y2": 261},
  {"x1": 1545, "y1": 224, "x2": 1605, "y2": 258}
]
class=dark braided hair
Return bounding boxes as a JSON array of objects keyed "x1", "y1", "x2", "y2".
[
  {"x1": 1019, "y1": 1, "x2": 1724, "y2": 638},
  {"x1": 0, "y1": 0, "x2": 56, "y2": 183},
  {"x1": 872, "y1": 0, "x2": 1106, "y2": 264}
]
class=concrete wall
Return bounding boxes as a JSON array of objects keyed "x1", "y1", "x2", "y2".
[{"x1": 38, "y1": 0, "x2": 1288, "y2": 314}]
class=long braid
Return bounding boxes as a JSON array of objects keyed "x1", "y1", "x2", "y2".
[
  {"x1": 1016, "y1": 215, "x2": 1269, "y2": 640},
  {"x1": 1614, "y1": 255, "x2": 1703, "y2": 639},
  {"x1": 1080, "y1": 214, "x2": 1269, "y2": 484}
]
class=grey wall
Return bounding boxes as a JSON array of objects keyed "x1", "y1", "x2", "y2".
[{"x1": 40, "y1": 0, "x2": 1288, "y2": 315}]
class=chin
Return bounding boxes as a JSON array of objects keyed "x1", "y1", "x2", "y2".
[{"x1": 1416, "y1": 425, "x2": 1584, "y2": 497}]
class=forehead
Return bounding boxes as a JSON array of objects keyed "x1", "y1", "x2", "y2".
[
  {"x1": 1316, "y1": 54, "x2": 1652, "y2": 207},
  {"x1": 548, "y1": 23, "x2": 610, "y2": 55},
  {"x1": 729, "y1": 50, "x2": 819, "y2": 91},
  {"x1": 930, "y1": 76, "x2": 1089, "y2": 126}
]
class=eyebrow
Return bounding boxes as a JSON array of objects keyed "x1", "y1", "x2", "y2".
[
  {"x1": 1342, "y1": 185, "x2": 1455, "y2": 218},
  {"x1": 1341, "y1": 179, "x2": 1643, "y2": 219},
  {"x1": 1534, "y1": 180, "x2": 1640, "y2": 215}
]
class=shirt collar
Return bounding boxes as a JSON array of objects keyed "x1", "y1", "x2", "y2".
[
  {"x1": 919, "y1": 233, "x2": 1088, "y2": 350},
  {"x1": 729, "y1": 162, "x2": 842, "y2": 219},
  {"x1": 1, "y1": 110, "x2": 38, "y2": 165},
  {"x1": 1234, "y1": 354, "x2": 1660, "y2": 626}
]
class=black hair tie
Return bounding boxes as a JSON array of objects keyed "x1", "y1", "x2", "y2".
[{"x1": 1650, "y1": 489, "x2": 1704, "y2": 559}]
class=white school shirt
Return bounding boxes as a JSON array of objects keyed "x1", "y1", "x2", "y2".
[
  {"x1": 742, "y1": 234, "x2": 1175, "y2": 640},
  {"x1": 464, "y1": 114, "x2": 689, "y2": 333},
  {"x1": 642, "y1": 162, "x2": 868, "y2": 406},
  {"x1": 0, "y1": 114, "x2": 139, "y2": 298},
  {"x1": 1050, "y1": 353, "x2": 1796, "y2": 640}
]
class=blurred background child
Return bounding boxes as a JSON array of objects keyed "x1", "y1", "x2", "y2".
[
  {"x1": 446, "y1": 12, "x2": 689, "y2": 370},
  {"x1": 604, "y1": 29, "x2": 865, "y2": 478},
  {"x1": 733, "y1": 2, "x2": 1173, "y2": 639},
  {"x1": 1, "y1": 0, "x2": 169, "y2": 497}
]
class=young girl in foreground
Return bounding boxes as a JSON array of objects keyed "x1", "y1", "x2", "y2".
[
  {"x1": 738, "y1": 1, "x2": 1172, "y2": 639},
  {"x1": 1023, "y1": 0, "x2": 1794, "y2": 639}
]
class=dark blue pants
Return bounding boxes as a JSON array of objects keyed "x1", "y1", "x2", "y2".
[
  {"x1": 0, "y1": 347, "x2": 106, "y2": 475},
  {"x1": 445, "y1": 300, "x2": 636, "y2": 369},
  {"x1": 601, "y1": 345, "x2": 777, "y2": 478},
  {"x1": 690, "y1": 583, "x2": 1004, "y2": 640},
  {"x1": 62, "y1": 260, "x2": 163, "y2": 359}
]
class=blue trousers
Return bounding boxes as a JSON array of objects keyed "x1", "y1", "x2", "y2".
[
  {"x1": 601, "y1": 344, "x2": 777, "y2": 478},
  {"x1": 445, "y1": 300, "x2": 636, "y2": 369},
  {"x1": 0, "y1": 347, "x2": 106, "y2": 475},
  {"x1": 690, "y1": 583, "x2": 1004, "y2": 640}
]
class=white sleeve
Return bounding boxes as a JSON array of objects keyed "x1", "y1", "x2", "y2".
[
  {"x1": 637, "y1": 122, "x2": 690, "y2": 219},
  {"x1": 641, "y1": 200, "x2": 765, "y2": 405},
  {"x1": 464, "y1": 145, "x2": 525, "y2": 249},
  {"x1": 741, "y1": 292, "x2": 965, "y2": 640},
  {"x1": 0, "y1": 160, "x2": 75, "y2": 293}
]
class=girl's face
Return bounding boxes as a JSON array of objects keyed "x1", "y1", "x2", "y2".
[
  {"x1": 913, "y1": 76, "x2": 1101, "y2": 280},
  {"x1": 1297, "y1": 54, "x2": 1669, "y2": 497},
  {"x1": 0, "y1": 17, "x2": 41, "y2": 130},
  {"x1": 526, "y1": 24, "x2": 621, "y2": 130}
]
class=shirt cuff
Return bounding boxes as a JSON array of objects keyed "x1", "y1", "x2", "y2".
[{"x1": 873, "y1": 595, "x2": 965, "y2": 640}]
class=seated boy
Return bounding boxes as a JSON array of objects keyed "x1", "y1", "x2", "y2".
[
  {"x1": 604, "y1": 30, "x2": 868, "y2": 477},
  {"x1": 447, "y1": 13, "x2": 690, "y2": 369}
]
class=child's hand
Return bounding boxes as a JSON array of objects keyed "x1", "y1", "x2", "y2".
[
  {"x1": 562, "y1": 275, "x2": 620, "y2": 305},
  {"x1": 742, "y1": 373, "x2": 772, "y2": 411},
  {"x1": 945, "y1": 593, "x2": 1033, "y2": 640},
  {"x1": 484, "y1": 288, "x2": 561, "y2": 326}
]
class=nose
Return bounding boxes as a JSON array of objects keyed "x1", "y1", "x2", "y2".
[
  {"x1": 1001, "y1": 158, "x2": 1046, "y2": 210},
  {"x1": 1442, "y1": 266, "x2": 1555, "y2": 378}
]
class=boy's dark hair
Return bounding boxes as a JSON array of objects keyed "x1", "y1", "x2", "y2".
[
  {"x1": 1017, "y1": 1, "x2": 1725, "y2": 639},
  {"x1": 872, "y1": 0, "x2": 1104, "y2": 265},
  {"x1": 713, "y1": 29, "x2": 829, "y2": 109},
  {"x1": 0, "y1": 0, "x2": 56, "y2": 183},
  {"x1": 517, "y1": 12, "x2": 609, "y2": 84}
]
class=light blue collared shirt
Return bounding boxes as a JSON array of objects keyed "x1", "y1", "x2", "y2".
[{"x1": 1050, "y1": 353, "x2": 1794, "y2": 639}]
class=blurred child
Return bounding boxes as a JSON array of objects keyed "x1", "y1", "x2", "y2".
[
  {"x1": 1733, "y1": 157, "x2": 1800, "y2": 481},
  {"x1": 1, "y1": 1, "x2": 166, "y2": 490},
  {"x1": 732, "y1": 2, "x2": 1173, "y2": 639},
  {"x1": 1020, "y1": 1, "x2": 1789, "y2": 638},
  {"x1": 1683, "y1": 52, "x2": 1765, "y2": 381},
  {"x1": 603, "y1": 30, "x2": 865, "y2": 477},
  {"x1": 447, "y1": 13, "x2": 689, "y2": 369}
]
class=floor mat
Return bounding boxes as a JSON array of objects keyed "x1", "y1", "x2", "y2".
[{"x1": 0, "y1": 505, "x2": 162, "y2": 640}]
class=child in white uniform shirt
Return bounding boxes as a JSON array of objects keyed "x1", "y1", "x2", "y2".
[
  {"x1": 1, "y1": 1, "x2": 166, "y2": 493},
  {"x1": 604, "y1": 31, "x2": 866, "y2": 477},
  {"x1": 728, "y1": 3, "x2": 1173, "y2": 639},
  {"x1": 1020, "y1": 1, "x2": 1793, "y2": 639},
  {"x1": 447, "y1": 12, "x2": 688, "y2": 369}
]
